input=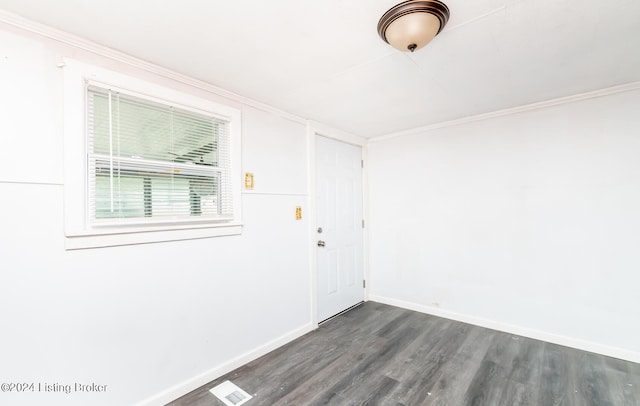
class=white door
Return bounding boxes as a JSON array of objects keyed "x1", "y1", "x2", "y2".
[{"x1": 316, "y1": 136, "x2": 364, "y2": 322}]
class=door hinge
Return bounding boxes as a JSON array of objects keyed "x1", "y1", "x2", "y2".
[
  {"x1": 361, "y1": 160, "x2": 364, "y2": 168},
  {"x1": 363, "y1": 280, "x2": 366, "y2": 288},
  {"x1": 362, "y1": 219, "x2": 365, "y2": 228}
]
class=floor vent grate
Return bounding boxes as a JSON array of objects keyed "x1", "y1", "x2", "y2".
[{"x1": 209, "y1": 380, "x2": 253, "y2": 406}]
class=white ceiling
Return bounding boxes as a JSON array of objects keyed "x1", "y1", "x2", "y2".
[{"x1": 1, "y1": 0, "x2": 639, "y2": 138}]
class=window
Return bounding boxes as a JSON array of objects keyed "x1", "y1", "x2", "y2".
[
  {"x1": 87, "y1": 85, "x2": 232, "y2": 224},
  {"x1": 64, "y1": 59, "x2": 241, "y2": 249}
]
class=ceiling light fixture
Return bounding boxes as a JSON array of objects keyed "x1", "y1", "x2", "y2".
[{"x1": 377, "y1": 0, "x2": 450, "y2": 53}]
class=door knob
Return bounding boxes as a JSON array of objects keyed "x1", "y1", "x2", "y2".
[{"x1": 317, "y1": 240, "x2": 326, "y2": 247}]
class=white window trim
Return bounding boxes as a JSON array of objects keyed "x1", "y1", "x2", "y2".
[{"x1": 63, "y1": 58, "x2": 242, "y2": 249}]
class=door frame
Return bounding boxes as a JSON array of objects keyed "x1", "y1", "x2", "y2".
[{"x1": 307, "y1": 121, "x2": 369, "y2": 328}]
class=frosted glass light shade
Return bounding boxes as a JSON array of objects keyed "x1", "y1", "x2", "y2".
[
  {"x1": 385, "y1": 12, "x2": 440, "y2": 52},
  {"x1": 377, "y1": 0, "x2": 450, "y2": 53}
]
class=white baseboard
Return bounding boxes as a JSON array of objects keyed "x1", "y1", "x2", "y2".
[
  {"x1": 135, "y1": 323, "x2": 314, "y2": 406},
  {"x1": 368, "y1": 295, "x2": 640, "y2": 364}
]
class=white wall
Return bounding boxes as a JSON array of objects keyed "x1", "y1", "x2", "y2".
[
  {"x1": 368, "y1": 88, "x2": 640, "y2": 362},
  {"x1": 0, "y1": 23, "x2": 311, "y2": 406}
]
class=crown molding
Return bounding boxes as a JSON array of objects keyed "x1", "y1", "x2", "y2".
[
  {"x1": 0, "y1": 9, "x2": 307, "y2": 125},
  {"x1": 370, "y1": 81, "x2": 640, "y2": 143},
  {"x1": 309, "y1": 120, "x2": 367, "y2": 147}
]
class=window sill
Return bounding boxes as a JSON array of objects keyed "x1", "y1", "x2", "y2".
[{"x1": 64, "y1": 224, "x2": 242, "y2": 250}]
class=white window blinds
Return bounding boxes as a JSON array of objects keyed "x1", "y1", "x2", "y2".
[{"x1": 86, "y1": 84, "x2": 233, "y2": 224}]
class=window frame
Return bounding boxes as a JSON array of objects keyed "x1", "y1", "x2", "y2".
[{"x1": 63, "y1": 59, "x2": 242, "y2": 249}]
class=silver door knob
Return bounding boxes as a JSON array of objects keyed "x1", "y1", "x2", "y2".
[{"x1": 317, "y1": 240, "x2": 326, "y2": 247}]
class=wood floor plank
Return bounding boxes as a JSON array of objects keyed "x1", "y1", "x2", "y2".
[
  {"x1": 463, "y1": 359, "x2": 508, "y2": 405},
  {"x1": 499, "y1": 337, "x2": 544, "y2": 406},
  {"x1": 507, "y1": 337, "x2": 544, "y2": 385},
  {"x1": 167, "y1": 302, "x2": 640, "y2": 406},
  {"x1": 393, "y1": 322, "x2": 475, "y2": 405},
  {"x1": 604, "y1": 364, "x2": 638, "y2": 406},
  {"x1": 330, "y1": 326, "x2": 422, "y2": 400},
  {"x1": 382, "y1": 321, "x2": 443, "y2": 381},
  {"x1": 498, "y1": 381, "x2": 535, "y2": 406},
  {"x1": 272, "y1": 335, "x2": 387, "y2": 406},
  {"x1": 422, "y1": 327, "x2": 497, "y2": 406},
  {"x1": 576, "y1": 352, "x2": 614, "y2": 406},
  {"x1": 539, "y1": 342, "x2": 571, "y2": 406},
  {"x1": 346, "y1": 374, "x2": 399, "y2": 406}
]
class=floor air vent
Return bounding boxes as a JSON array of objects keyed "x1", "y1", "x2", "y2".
[{"x1": 209, "y1": 380, "x2": 253, "y2": 406}]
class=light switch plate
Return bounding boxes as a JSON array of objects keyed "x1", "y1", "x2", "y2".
[{"x1": 244, "y1": 173, "x2": 254, "y2": 189}]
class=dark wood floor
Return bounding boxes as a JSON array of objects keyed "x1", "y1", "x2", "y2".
[{"x1": 168, "y1": 302, "x2": 640, "y2": 406}]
